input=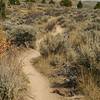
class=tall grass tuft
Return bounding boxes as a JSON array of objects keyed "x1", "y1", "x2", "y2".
[{"x1": 0, "y1": 49, "x2": 29, "y2": 100}]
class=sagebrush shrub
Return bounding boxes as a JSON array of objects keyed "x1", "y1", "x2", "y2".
[
  {"x1": 66, "y1": 32, "x2": 100, "y2": 70},
  {"x1": 0, "y1": 49, "x2": 28, "y2": 100},
  {"x1": 40, "y1": 34, "x2": 66, "y2": 57},
  {"x1": 60, "y1": 0, "x2": 72, "y2": 7},
  {"x1": 11, "y1": 32, "x2": 35, "y2": 48},
  {"x1": 6, "y1": 25, "x2": 36, "y2": 48}
]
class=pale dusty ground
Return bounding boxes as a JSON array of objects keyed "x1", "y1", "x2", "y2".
[{"x1": 20, "y1": 49, "x2": 62, "y2": 100}]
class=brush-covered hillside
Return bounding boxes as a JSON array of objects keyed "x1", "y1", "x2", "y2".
[{"x1": 0, "y1": 0, "x2": 100, "y2": 100}]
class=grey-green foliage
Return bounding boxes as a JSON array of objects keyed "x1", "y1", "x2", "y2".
[
  {"x1": 40, "y1": 34, "x2": 66, "y2": 57},
  {"x1": 7, "y1": 25, "x2": 36, "y2": 48}
]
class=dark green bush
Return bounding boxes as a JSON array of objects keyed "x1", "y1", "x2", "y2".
[
  {"x1": 94, "y1": 2, "x2": 100, "y2": 9},
  {"x1": 49, "y1": 0, "x2": 55, "y2": 4},
  {"x1": 41, "y1": 0, "x2": 46, "y2": 3},
  {"x1": 25, "y1": 0, "x2": 35, "y2": 2},
  {"x1": 60, "y1": 0, "x2": 72, "y2": 7},
  {"x1": 16, "y1": 0, "x2": 20, "y2": 5},
  {"x1": 0, "y1": 0, "x2": 6, "y2": 19},
  {"x1": 77, "y1": 1, "x2": 83, "y2": 9},
  {"x1": 7, "y1": 25, "x2": 36, "y2": 48},
  {"x1": 11, "y1": 32, "x2": 36, "y2": 48},
  {"x1": 9, "y1": 0, "x2": 20, "y2": 5},
  {"x1": 9, "y1": 0, "x2": 16, "y2": 5}
]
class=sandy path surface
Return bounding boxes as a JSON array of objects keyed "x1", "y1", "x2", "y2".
[{"x1": 21, "y1": 49, "x2": 62, "y2": 100}]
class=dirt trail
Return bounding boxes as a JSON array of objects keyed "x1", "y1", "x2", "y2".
[{"x1": 21, "y1": 49, "x2": 62, "y2": 100}]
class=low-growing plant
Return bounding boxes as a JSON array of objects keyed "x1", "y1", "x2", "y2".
[
  {"x1": 7, "y1": 25, "x2": 36, "y2": 48},
  {"x1": 0, "y1": 49, "x2": 29, "y2": 100},
  {"x1": 80, "y1": 67, "x2": 100, "y2": 100},
  {"x1": 11, "y1": 32, "x2": 35, "y2": 48},
  {"x1": 60, "y1": 0, "x2": 72, "y2": 7},
  {"x1": 49, "y1": 0, "x2": 55, "y2": 4},
  {"x1": 40, "y1": 34, "x2": 66, "y2": 57}
]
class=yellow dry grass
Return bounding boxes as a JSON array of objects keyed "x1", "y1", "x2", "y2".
[
  {"x1": 0, "y1": 30, "x2": 8, "y2": 55},
  {"x1": 0, "y1": 30, "x2": 6, "y2": 45}
]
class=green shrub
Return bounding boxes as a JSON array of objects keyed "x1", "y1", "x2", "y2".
[
  {"x1": 77, "y1": 1, "x2": 83, "y2": 9},
  {"x1": 16, "y1": 0, "x2": 20, "y2": 5},
  {"x1": 9, "y1": 0, "x2": 16, "y2": 5},
  {"x1": 0, "y1": 0, "x2": 6, "y2": 19},
  {"x1": 7, "y1": 25, "x2": 36, "y2": 48},
  {"x1": 66, "y1": 31, "x2": 100, "y2": 70},
  {"x1": 60, "y1": 0, "x2": 72, "y2": 7},
  {"x1": 9, "y1": 0, "x2": 20, "y2": 5},
  {"x1": 12, "y1": 32, "x2": 35, "y2": 48},
  {"x1": 94, "y1": 2, "x2": 100, "y2": 9},
  {"x1": 40, "y1": 34, "x2": 66, "y2": 57},
  {"x1": 41, "y1": 0, "x2": 46, "y2": 3}
]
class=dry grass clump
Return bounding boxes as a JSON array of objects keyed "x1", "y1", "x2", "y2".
[
  {"x1": 66, "y1": 31, "x2": 100, "y2": 70},
  {"x1": 0, "y1": 30, "x2": 9, "y2": 55},
  {"x1": 40, "y1": 34, "x2": 66, "y2": 57},
  {"x1": 65, "y1": 31, "x2": 100, "y2": 99},
  {"x1": 80, "y1": 68, "x2": 100, "y2": 100},
  {"x1": 0, "y1": 49, "x2": 29, "y2": 100},
  {"x1": 0, "y1": 30, "x2": 6, "y2": 46},
  {"x1": 33, "y1": 54, "x2": 65, "y2": 84}
]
